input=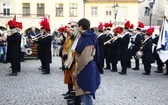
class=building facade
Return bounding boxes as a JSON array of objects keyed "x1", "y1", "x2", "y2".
[
  {"x1": 138, "y1": 0, "x2": 167, "y2": 26},
  {"x1": 0, "y1": 0, "x2": 139, "y2": 33},
  {"x1": 0, "y1": 0, "x2": 84, "y2": 33},
  {"x1": 85, "y1": 0, "x2": 139, "y2": 28}
]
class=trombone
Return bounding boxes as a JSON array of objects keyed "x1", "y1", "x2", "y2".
[
  {"x1": 104, "y1": 36, "x2": 119, "y2": 45},
  {"x1": 32, "y1": 34, "x2": 45, "y2": 41}
]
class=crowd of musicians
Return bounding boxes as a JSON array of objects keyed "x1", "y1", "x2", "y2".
[{"x1": 1, "y1": 16, "x2": 168, "y2": 105}]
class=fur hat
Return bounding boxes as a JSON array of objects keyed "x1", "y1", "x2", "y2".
[
  {"x1": 136, "y1": 22, "x2": 144, "y2": 31},
  {"x1": 124, "y1": 21, "x2": 130, "y2": 30},
  {"x1": 146, "y1": 27, "x2": 154, "y2": 36},
  {"x1": 98, "y1": 22, "x2": 104, "y2": 32},
  {"x1": 40, "y1": 17, "x2": 50, "y2": 31},
  {"x1": 104, "y1": 20, "x2": 113, "y2": 30},
  {"x1": 114, "y1": 26, "x2": 122, "y2": 34}
]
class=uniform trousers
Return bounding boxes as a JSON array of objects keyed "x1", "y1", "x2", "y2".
[
  {"x1": 121, "y1": 61, "x2": 127, "y2": 73},
  {"x1": 44, "y1": 63, "x2": 50, "y2": 73},
  {"x1": 11, "y1": 62, "x2": 20, "y2": 73},
  {"x1": 134, "y1": 56, "x2": 139, "y2": 69},
  {"x1": 143, "y1": 63, "x2": 151, "y2": 74}
]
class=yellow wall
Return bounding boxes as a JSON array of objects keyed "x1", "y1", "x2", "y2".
[
  {"x1": 0, "y1": 0, "x2": 84, "y2": 32},
  {"x1": 85, "y1": 2, "x2": 139, "y2": 28},
  {"x1": 0, "y1": 0, "x2": 138, "y2": 33}
]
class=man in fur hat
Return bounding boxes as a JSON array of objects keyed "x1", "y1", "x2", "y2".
[{"x1": 6, "y1": 19, "x2": 21, "y2": 76}]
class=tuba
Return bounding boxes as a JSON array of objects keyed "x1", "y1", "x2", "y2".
[
  {"x1": 135, "y1": 38, "x2": 150, "y2": 59},
  {"x1": 135, "y1": 50, "x2": 144, "y2": 59}
]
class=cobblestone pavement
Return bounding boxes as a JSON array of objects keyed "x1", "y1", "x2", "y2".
[{"x1": 0, "y1": 56, "x2": 168, "y2": 105}]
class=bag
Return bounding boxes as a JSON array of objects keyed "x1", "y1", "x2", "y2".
[{"x1": 135, "y1": 51, "x2": 144, "y2": 59}]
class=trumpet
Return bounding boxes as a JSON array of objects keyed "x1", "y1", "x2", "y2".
[
  {"x1": 104, "y1": 36, "x2": 119, "y2": 45},
  {"x1": 32, "y1": 34, "x2": 45, "y2": 41}
]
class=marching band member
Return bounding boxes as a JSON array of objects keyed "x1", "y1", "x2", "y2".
[
  {"x1": 117, "y1": 21, "x2": 131, "y2": 75},
  {"x1": 109, "y1": 27, "x2": 122, "y2": 72},
  {"x1": 141, "y1": 27, "x2": 155, "y2": 75},
  {"x1": 152, "y1": 27, "x2": 164, "y2": 73},
  {"x1": 37, "y1": 27, "x2": 45, "y2": 71},
  {"x1": 97, "y1": 22, "x2": 105, "y2": 74},
  {"x1": 127, "y1": 23, "x2": 134, "y2": 68},
  {"x1": 104, "y1": 21, "x2": 113, "y2": 70},
  {"x1": 39, "y1": 17, "x2": 52, "y2": 74},
  {"x1": 131, "y1": 22, "x2": 144, "y2": 70},
  {"x1": 6, "y1": 18, "x2": 21, "y2": 76}
]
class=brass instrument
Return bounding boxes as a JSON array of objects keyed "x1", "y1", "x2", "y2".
[
  {"x1": 135, "y1": 38, "x2": 150, "y2": 59},
  {"x1": 104, "y1": 36, "x2": 119, "y2": 45},
  {"x1": 32, "y1": 33, "x2": 45, "y2": 41}
]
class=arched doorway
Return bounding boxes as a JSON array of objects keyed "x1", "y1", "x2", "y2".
[
  {"x1": 24, "y1": 27, "x2": 40, "y2": 59},
  {"x1": 25, "y1": 27, "x2": 40, "y2": 36}
]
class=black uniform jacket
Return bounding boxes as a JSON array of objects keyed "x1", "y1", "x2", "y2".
[
  {"x1": 6, "y1": 32, "x2": 21, "y2": 63},
  {"x1": 131, "y1": 33, "x2": 142, "y2": 56},
  {"x1": 141, "y1": 38, "x2": 155, "y2": 64},
  {"x1": 97, "y1": 33, "x2": 105, "y2": 64},
  {"x1": 40, "y1": 35, "x2": 52, "y2": 63},
  {"x1": 117, "y1": 32, "x2": 130, "y2": 62},
  {"x1": 109, "y1": 39, "x2": 120, "y2": 63}
]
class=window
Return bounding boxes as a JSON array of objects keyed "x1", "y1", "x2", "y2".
[
  {"x1": 37, "y1": 3, "x2": 44, "y2": 16},
  {"x1": 2, "y1": 3, "x2": 10, "y2": 16},
  {"x1": 56, "y1": 4, "x2": 63, "y2": 16},
  {"x1": 91, "y1": 7, "x2": 98, "y2": 16},
  {"x1": 118, "y1": 7, "x2": 127, "y2": 17},
  {"x1": 23, "y1": 3, "x2": 30, "y2": 16},
  {"x1": 105, "y1": 7, "x2": 112, "y2": 16},
  {"x1": 69, "y1": 3, "x2": 77, "y2": 17}
]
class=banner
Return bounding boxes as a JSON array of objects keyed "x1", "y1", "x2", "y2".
[{"x1": 157, "y1": 18, "x2": 168, "y2": 63}]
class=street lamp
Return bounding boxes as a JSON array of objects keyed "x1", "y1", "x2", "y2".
[
  {"x1": 144, "y1": 0, "x2": 155, "y2": 27},
  {"x1": 112, "y1": 3, "x2": 119, "y2": 28}
]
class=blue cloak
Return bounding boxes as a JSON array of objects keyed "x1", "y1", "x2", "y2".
[{"x1": 75, "y1": 29, "x2": 101, "y2": 99}]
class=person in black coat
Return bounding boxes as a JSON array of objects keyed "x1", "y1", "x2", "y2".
[
  {"x1": 97, "y1": 23, "x2": 105, "y2": 74},
  {"x1": 104, "y1": 27, "x2": 112, "y2": 70},
  {"x1": 141, "y1": 28, "x2": 155, "y2": 75},
  {"x1": 35, "y1": 27, "x2": 45, "y2": 71},
  {"x1": 40, "y1": 30, "x2": 52, "y2": 74},
  {"x1": 117, "y1": 21, "x2": 130, "y2": 75},
  {"x1": 131, "y1": 28, "x2": 143, "y2": 70},
  {"x1": 152, "y1": 34, "x2": 164, "y2": 73},
  {"x1": 39, "y1": 18, "x2": 52, "y2": 74},
  {"x1": 6, "y1": 20, "x2": 21, "y2": 76},
  {"x1": 109, "y1": 27, "x2": 122, "y2": 72}
]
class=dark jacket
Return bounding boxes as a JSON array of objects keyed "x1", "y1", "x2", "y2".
[
  {"x1": 104, "y1": 33, "x2": 112, "y2": 58},
  {"x1": 97, "y1": 34, "x2": 105, "y2": 64},
  {"x1": 118, "y1": 33, "x2": 130, "y2": 62},
  {"x1": 131, "y1": 33, "x2": 142, "y2": 56},
  {"x1": 141, "y1": 38, "x2": 155, "y2": 64},
  {"x1": 109, "y1": 39, "x2": 120, "y2": 63},
  {"x1": 6, "y1": 32, "x2": 21, "y2": 63},
  {"x1": 40, "y1": 35, "x2": 52, "y2": 63}
]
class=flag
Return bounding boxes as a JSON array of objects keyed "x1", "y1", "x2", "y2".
[{"x1": 157, "y1": 18, "x2": 168, "y2": 63}]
